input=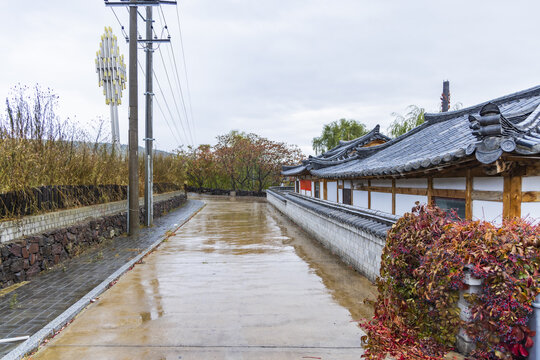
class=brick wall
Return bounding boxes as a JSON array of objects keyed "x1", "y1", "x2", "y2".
[{"x1": 267, "y1": 189, "x2": 388, "y2": 282}]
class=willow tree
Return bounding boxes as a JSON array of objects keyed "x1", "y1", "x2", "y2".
[
  {"x1": 312, "y1": 118, "x2": 367, "y2": 155},
  {"x1": 387, "y1": 105, "x2": 425, "y2": 138}
]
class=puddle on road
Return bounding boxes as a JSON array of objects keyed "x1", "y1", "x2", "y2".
[{"x1": 31, "y1": 196, "x2": 376, "y2": 360}]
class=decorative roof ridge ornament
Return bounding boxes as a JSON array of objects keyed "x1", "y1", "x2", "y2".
[
  {"x1": 467, "y1": 103, "x2": 511, "y2": 164},
  {"x1": 467, "y1": 102, "x2": 540, "y2": 164}
]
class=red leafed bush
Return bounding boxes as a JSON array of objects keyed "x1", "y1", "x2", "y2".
[{"x1": 360, "y1": 204, "x2": 540, "y2": 360}]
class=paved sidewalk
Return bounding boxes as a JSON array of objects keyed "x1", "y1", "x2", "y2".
[{"x1": 0, "y1": 199, "x2": 204, "y2": 358}]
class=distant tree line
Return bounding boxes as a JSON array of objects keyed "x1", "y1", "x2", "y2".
[
  {"x1": 180, "y1": 131, "x2": 304, "y2": 192},
  {"x1": 311, "y1": 102, "x2": 465, "y2": 153},
  {"x1": 0, "y1": 85, "x2": 301, "y2": 196}
]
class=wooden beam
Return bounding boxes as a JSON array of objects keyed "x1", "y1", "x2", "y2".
[
  {"x1": 466, "y1": 170, "x2": 472, "y2": 220},
  {"x1": 323, "y1": 180, "x2": 328, "y2": 200},
  {"x1": 522, "y1": 191, "x2": 540, "y2": 202},
  {"x1": 471, "y1": 190, "x2": 503, "y2": 201},
  {"x1": 431, "y1": 189, "x2": 466, "y2": 199},
  {"x1": 369, "y1": 186, "x2": 393, "y2": 194}
]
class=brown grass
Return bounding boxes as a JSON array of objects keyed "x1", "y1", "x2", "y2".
[{"x1": 0, "y1": 84, "x2": 185, "y2": 195}]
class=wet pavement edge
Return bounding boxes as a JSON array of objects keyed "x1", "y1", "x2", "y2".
[{"x1": 2, "y1": 200, "x2": 206, "y2": 360}]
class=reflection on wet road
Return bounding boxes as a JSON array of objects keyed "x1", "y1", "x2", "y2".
[{"x1": 32, "y1": 197, "x2": 376, "y2": 359}]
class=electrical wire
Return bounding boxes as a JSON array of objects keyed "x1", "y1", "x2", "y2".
[
  {"x1": 156, "y1": 47, "x2": 192, "y2": 146},
  {"x1": 137, "y1": 60, "x2": 185, "y2": 147},
  {"x1": 174, "y1": 4, "x2": 197, "y2": 143},
  {"x1": 158, "y1": 6, "x2": 194, "y2": 145},
  {"x1": 108, "y1": 1, "x2": 194, "y2": 149},
  {"x1": 110, "y1": 7, "x2": 129, "y2": 40}
]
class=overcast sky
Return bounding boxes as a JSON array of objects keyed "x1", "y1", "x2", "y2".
[{"x1": 2, "y1": 0, "x2": 540, "y2": 156}]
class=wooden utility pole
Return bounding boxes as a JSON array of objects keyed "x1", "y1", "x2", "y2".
[
  {"x1": 104, "y1": 0, "x2": 176, "y2": 233},
  {"x1": 128, "y1": 0, "x2": 139, "y2": 236},
  {"x1": 144, "y1": 6, "x2": 154, "y2": 227}
]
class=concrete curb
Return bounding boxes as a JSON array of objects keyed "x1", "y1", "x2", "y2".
[{"x1": 2, "y1": 200, "x2": 206, "y2": 360}]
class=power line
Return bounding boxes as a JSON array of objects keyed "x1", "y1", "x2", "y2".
[
  {"x1": 156, "y1": 46, "x2": 192, "y2": 146},
  {"x1": 110, "y1": 8, "x2": 128, "y2": 40},
  {"x1": 174, "y1": 4, "x2": 197, "y2": 143},
  {"x1": 158, "y1": 6, "x2": 194, "y2": 145},
  {"x1": 108, "y1": 1, "x2": 193, "y2": 148},
  {"x1": 137, "y1": 59, "x2": 185, "y2": 146},
  {"x1": 165, "y1": 41, "x2": 194, "y2": 145}
]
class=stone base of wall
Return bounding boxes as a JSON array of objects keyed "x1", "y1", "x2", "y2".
[
  {"x1": 0, "y1": 194, "x2": 186, "y2": 288},
  {"x1": 267, "y1": 189, "x2": 390, "y2": 282}
]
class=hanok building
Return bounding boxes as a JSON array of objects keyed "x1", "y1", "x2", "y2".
[{"x1": 282, "y1": 85, "x2": 540, "y2": 224}]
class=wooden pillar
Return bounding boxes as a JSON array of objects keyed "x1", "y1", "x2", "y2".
[
  {"x1": 368, "y1": 180, "x2": 371, "y2": 209},
  {"x1": 350, "y1": 180, "x2": 354, "y2": 205},
  {"x1": 503, "y1": 174, "x2": 522, "y2": 219},
  {"x1": 512, "y1": 176, "x2": 522, "y2": 218},
  {"x1": 427, "y1": 177, "x2": 433, "y2": 205},
  {"x1": 323, "y1": 180, "x2": 327, "y2": 200},
  {"x1": 465, "y1": 170, "x2": 472, "y2": 220},
  {"x1": 391, "y1": 179, "x2": 396, "y2": 215}
]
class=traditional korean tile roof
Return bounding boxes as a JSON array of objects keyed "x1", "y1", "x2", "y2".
[
  {"x1": 281, "y1": 125, "x2": 390, "y2": 176},
  {"x1": 268, "y1": 188, "x2": 398, "y2": 238},
  {"x1": 285, "y1": 85, "x2": 540, "y2": 179}
]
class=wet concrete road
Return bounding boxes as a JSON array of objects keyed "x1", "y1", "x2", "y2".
[{"x1": 31, "y1": 197, "x2": 376, "y2": 359}]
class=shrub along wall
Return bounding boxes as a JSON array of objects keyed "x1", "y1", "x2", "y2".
[
  {"x1": 0, "y1": 194, "x2": 186, "y2": 289},
  {"x1": 361, "y1": 205, "x2": 540, "y2": 360}
]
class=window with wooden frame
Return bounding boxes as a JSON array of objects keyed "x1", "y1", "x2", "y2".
[
  {"x1": 433, "y1": 197, "x2": 466, "y2": 219},
  {"x1": 343, "y1": 188, "x2": 352, "y2": 205},
  {"x1": 314, "y1": 182, "x2": 320, "y2": 198}
]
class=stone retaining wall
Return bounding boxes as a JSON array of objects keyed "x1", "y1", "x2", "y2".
[
  {"x1": 0, "y1": 191, "x2": 185, "y2": 244},
  {"x1": 0, "y1": 194, "x2": 186, "y2": 288},
  {"x1": 267, "y1": 188, "x2": 393, "y2": 281}
]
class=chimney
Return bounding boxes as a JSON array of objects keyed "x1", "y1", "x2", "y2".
[{"x1": 441, "y1": 80, "x2": 450, "y2": 112}]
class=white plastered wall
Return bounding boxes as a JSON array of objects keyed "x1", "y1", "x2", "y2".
[
  {"x1": 396, "y1": 178, "x2": 427, "y2": 188},
  {"x1": 472, "y1": 177, "x2": 504, "y2": 225},
  {"x1": 473, "y1": 200, "x2": 503, "y2": 226},
  {"x1": 433, "y1": 177, "x2": 466, "y2": 190},
  {"x1": 473, "y1": 177, "x2": 504, "y2": 191},
  {"x1": 371, "y1": 179, "x2": 392, "y2": 187},
  {"x1": 371, "y1": 192, "x2": 392, "y2": 213},
  {"x1": 395, "y1": 194, "x2": 428, "y2": 216},
  {"x1": 353, "y1": 190, "x2": 368, "y2": 208},
  {"x1": 522, "y1": 176, "x2": 540, "y2": 223},
  {"x1": 327, "y1": 181, "x2": 337, "y2": 202}
]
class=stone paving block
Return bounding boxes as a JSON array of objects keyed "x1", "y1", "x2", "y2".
[{"x1": 0, "y1": 199, "x2": 204, "y2": 358}]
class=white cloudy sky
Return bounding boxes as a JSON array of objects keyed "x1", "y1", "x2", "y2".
[{"x1": 1, "y1": 0, "x2": 540, "y2": 156}]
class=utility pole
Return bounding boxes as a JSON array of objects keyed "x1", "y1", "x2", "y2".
[
  {"x1": 144, "y1": 6, "x2": 154, "y2": 227},
  {"x1": 104, "y1": 0, "x2": 175, "y2": 234},
  {"x1": 128, "y1": 0, "x2": 139, "y2": 236}
]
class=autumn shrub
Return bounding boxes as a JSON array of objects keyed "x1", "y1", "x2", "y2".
[{"x1": 361, "y1": 204, "x2": 540, "y2": 360}]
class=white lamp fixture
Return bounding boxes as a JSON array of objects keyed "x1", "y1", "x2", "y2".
[{"x1": 95, "y1": 26, "x2": 127, "y2": 145}]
